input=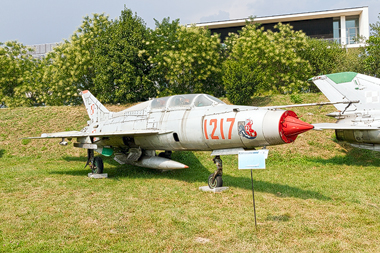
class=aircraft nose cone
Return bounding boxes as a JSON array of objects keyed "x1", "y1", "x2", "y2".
[{"x1": 279, "y1": 111, "x2": 314, "y2": 143}]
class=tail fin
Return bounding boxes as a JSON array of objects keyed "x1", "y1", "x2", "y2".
[
  {"x1": 312, "y1": 72, "x2": 380, "y2": 112},
  {"x1": 81, "y1": 90, "x2": 110, "y2": 123}
]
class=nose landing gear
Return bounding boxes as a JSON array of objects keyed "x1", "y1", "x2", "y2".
[{"x1": 208, "y1": 155, "x2": 223, "y2": 189}]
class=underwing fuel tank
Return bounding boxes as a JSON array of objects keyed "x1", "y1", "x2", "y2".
[{"x1": 115, "y1": 155, "x2": 189, "y2": 170}]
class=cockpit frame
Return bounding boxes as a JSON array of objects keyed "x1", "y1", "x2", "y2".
[{"x1": 150, "y1": 94, "x2": 225, "y2": 111}]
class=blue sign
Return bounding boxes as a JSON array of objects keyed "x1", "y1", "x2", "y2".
[{"x1": 238, "y1": 150, "x2": 268, "y2": 169}]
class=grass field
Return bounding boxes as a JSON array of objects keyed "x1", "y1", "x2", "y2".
[{"x1": 1, "y1": 93, "x2": 380, "y2": 252}]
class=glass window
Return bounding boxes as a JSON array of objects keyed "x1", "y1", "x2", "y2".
[
  {"x1": 193, "y1": 95, "x2": 213, "y2": 107},
  {"x1": 168, "y1": 94, "x2": 197, "y2": 108},
  {"x1": 150, "y1": 97, "x2": 169, "y2": 109},
  {"x1": 333, "y1": 20, "x2": 340, "y2": 44},
  {"x1": 346, "y1": 17, "x2": 359, "y2": 44},
  {"x1": 206, "y1": 95, "x2": 226, "y2": 105}
]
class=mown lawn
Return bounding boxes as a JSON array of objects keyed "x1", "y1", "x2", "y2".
[{"x1": 0, "y1": 93, "x2": 379, "y2": 252}]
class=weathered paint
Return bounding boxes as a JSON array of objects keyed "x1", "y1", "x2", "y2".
[
  {"x1": 30, "y1": 92, "x2": 314, "y2": 170},
  {"x1": 79, "y1": 93, "x2": 313, "y2": 152}
]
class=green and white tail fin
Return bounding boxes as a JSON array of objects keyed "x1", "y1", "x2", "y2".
[
  {"x1": 312, "y1": 72, "x2": 380, "y2": 112},
  {"x1": 81, "y1": 90, "x2": 110, "y2": 123}
]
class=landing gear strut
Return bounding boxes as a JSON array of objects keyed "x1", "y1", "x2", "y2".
[
  {"x1": 208, "y1": 155, "x2": 223, "y2": 189},
  {"x1": 85, "y1": 149, "x2": 104, "y2": 174}
]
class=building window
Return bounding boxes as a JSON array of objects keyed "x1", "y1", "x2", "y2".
[
  {"x1": 333, "y1": 19, "x2": 340, "y2": 44},
  {"x1": 346, "y1": 16, "x2": 359, "y2": 44}
]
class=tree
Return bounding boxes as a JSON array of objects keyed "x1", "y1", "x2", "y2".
[
  {"x1": 336, "y1": 47, "x2": 365, "y2": 74},
  {"x1": 299, "y1": 38, "x2": 345, "y2": 77},
  {"x1": 296, "y1": 38, "x2": 347, "y2": 92},
  {"x1": 0, "y1": 41, "x2": 37, "y2": 107},
  {"x1": 369, "y1": 14, "x2": 380, "y2": 37},
  {"x1": 92, "y1": 7, "x2": 155, "y2": 103},
  {"x1": 363, "y1": 14, "x2": 380, "y2": 77},
  {"x1": 223, "y1": 23, "x2": 312, "y2": 105},
  {"x1": 39, "y1": 13, "x2": 111, "y2": 105},
  {"x1": 146, "y1": 18, "x2": 224, "y2": 97}
]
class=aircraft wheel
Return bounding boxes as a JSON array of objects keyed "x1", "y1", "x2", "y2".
[
  {"x1": 208, "y1": 174, "x2": 223, "y2": 189},
  {"x1": 158, "y1": 150, "x2": 172, "y2": 159},
  {"x1": 93, "y1": 157, "x2": 104, "y2": 174}
]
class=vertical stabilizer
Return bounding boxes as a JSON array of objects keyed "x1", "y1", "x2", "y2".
[
  {"x1": 313, "y1": 72, "x2": 380, "y2": 111},
  {"x1": 81, "y1": 90, "x2": 110, "y2": 123}
]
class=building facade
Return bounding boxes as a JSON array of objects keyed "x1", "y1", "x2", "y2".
[
  {"x1": 29, "y1": 42, "x2": 58, "y2": 59},
  {"x1": 195, "y1": 6, "x2": 369, "y2": 48}
]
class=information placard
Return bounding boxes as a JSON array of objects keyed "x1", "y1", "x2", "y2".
[{"x1": 238, "y1": 150, "x2": 269, "y2": 169}]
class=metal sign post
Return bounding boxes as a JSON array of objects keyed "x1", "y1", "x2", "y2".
[
  {"x1": 238, "y1": 150, "x2": 269, "y2": 229},
  {"x1": 251, "y1": 169, "x2": 257, "y2": 229}
]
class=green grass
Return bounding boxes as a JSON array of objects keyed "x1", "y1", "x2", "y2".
[{"x1": 1, "y1": 93, "x2": 380, "y2": 252}]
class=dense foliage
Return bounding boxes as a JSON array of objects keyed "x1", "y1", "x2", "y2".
[
  {"x1": 147, "y1": 18, "x2": 224, "y2": 97},
  {"x1": 223, "y1": 23, "x2": 312, "y2": 104},
  {"x1": 92, "y1": 8, "x2": 155, "y2": 103},
  {"x1": 42, "y1": 14, "x2": 111, "y2": 106},
  {"x1": 0, "y1": 41, "x2": 36, "y2": 107},
  {"x1": 363, "y1": 15, "x2": 380, "y2": 77},
  {"x1": 0, "y1": 7, "x2": 378, "y2": 106}
]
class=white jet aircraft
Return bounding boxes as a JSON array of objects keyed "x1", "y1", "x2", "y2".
[
  {"x1": 27, "y1": 90, "x2": 316, "y2": 188},
  {"x1": 312, "y1": 72, "x2": 380, "y2": 151}
]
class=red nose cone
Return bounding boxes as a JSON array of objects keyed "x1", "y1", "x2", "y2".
[{"x1": 279, "y1": 111, "x2": 314, "y2": 143}]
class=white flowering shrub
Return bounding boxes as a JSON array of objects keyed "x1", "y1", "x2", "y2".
[
  {"x1": 223, "y1": 23, "x2": 312, "y2": 105},
  {"x1": 146, "y1": 18, "x2": 224, "y2": 97}
]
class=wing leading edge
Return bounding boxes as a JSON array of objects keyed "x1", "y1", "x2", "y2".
[
  {"x1": 25, "y1": 130, "x2": 171, "y2": 139},
  {"x1": 313, "y1": 123, "x2": 380, "y2": 130}
]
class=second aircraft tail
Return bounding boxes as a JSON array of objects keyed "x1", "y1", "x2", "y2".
[{"x1": 312, "y1": 72, "x2": 380, "y2": 112}]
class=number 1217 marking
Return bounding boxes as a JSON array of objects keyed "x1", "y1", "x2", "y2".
[{"x1": 204, "y1": 118, "x2": 235, "y2": 140}]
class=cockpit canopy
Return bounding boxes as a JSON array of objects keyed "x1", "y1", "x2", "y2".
[
  {"x1": 150, "y1": 94, "x2": 225, "y2": 110},
  {"x1": 120, "y1": 94, "x2": 226, "y2": 115}
]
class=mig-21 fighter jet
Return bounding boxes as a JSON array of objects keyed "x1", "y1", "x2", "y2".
[
  {"x1": 312, "y1": 72, "x2": 380, "y2": 152},
  {"x1": 27, "y1": 90, "x2": 316, "y2": 188}
]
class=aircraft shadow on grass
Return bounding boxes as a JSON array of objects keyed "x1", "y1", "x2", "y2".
[
  {"x1": 51, "y1": 152, "x2": 330, "y2": 201},
  {"x1": 310, "y1": 144, "x2": 380, "y2": 167}
]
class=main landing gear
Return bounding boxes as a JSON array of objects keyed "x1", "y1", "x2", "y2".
[
  {"x1": 85, "y1": 149, "x2": 104, "y2": 174},
  {"x1": 158, "y1": 150, "x2": 172, "y2": 159},
  {"x1": 208, "y1": 155, "x2": 223, "y2": 189}
]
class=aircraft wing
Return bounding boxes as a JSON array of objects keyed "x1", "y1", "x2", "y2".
[
  {"x1": 26, "y1": 130, "x2": 170, "y2": 139},
  {"x1": 267, "y1": 100, "x2": 358, "y2": 109},
  {"x1": 313, "y1": 123, "x2": 380, "y2": 130}
]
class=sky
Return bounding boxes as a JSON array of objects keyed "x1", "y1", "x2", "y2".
[{"x1": 1, "y1": 0, "x2": 380, "y2": 45}]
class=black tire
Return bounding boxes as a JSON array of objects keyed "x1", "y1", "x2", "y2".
[
  {"x1": 158, "y1": 150, "x2": 172, "y2": 159},
  {"x1": 93, "y1": 157, "x2": 104, "y2": 174},
  {"x1": 208, "y1": 174, "x2": 223, "y2": 189}
]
